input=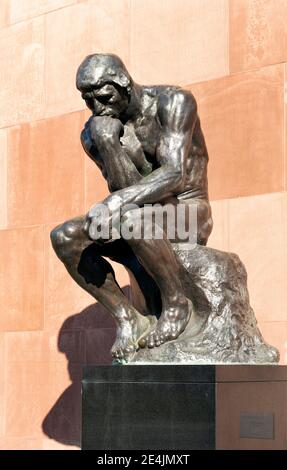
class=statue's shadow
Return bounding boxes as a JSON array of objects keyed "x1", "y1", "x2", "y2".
[{"x1": 41, "y1": 288, "x2": 131, "y2": 447}]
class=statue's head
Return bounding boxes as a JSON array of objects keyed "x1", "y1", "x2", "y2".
[{"x1": 76, "y1": 53, "x2": 132, "y2": 118}]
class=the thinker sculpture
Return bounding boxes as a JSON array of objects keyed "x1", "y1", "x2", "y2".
[{"x1": 51, "y1": 54, "x2": 279, "y2": 365}]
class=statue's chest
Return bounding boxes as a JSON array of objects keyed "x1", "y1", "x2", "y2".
[
  {"x1": 120, "y1": 117, "x2": 160, "y2": 175},
  {"x1": 133, "y1": 117, "x2": 160, "y2": 154}
]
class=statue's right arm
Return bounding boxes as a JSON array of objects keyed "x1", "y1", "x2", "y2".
[
  {"x1": 82, "y1": 116, "x2": 143, "y2": 191},
  {"x1": 80, "y1": 120, "x2": 107, "y2": 177}
]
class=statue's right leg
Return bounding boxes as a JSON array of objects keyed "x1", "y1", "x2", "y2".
[{"x1": 50, "y1": 215, "x2": 150, "y2": 361}]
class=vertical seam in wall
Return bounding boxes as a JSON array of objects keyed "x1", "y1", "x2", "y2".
[
  {"x1": 42, "y1": 224, "x2": 46, "y2": 331},
  {"x1": 3, "y1": 129, "x2": 8, "y2": 229},
  {"x1": 5, "y1": 130, "x2": 7, "y2": 228},
  {"x1": 226, "y1": 0, "x2": 230, "y2": 76},
  {"x1": 226, "y1": 198, "x2": 230, "y2": 251},
  {"x1": 7, "y1": 0, "x2": 11, "y2": 26},
  {"x1": 3, "y1": 333, "x2": 7, "y2": 438},
  {"x1": 43, "y1": 10, "x2": 47, "y2": 120},
  {"x1": 84, "y1": 144, "x2": 87, "y2": 212},
  {"x1": 129, "y1": 0, "x2": 133, "y2": 72},
  {"x1": 84, "y1": 0, "x2": 92, "y2": 213},
  {"x1": 283, "y1": 64, "x2": 286, "y2": 191}
]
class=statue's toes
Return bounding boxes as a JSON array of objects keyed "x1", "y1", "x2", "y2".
[
  {"x1": 157, "y1": 334, "x2": 167, "y2": 345},
  {"x1": 158, "y1": 326, "x2": 179, "y2": 344},
  {"x1": 169, "y1": 329, "x2": 179, "y2": 340},
  {"x1": 125, "y1": 343, "x2": 136, "y2": 355},
  {"x1": 146, "y1": 332, "x2": 157, "y2": 348},
  {"x1": 112, "y1": 342, "x2": 136, "y2": 360},
  {"x1": 147, "y1": 338, "x2": 155, "y2": 348},
  {"x1": 116, "y1": 349, "x2": 124, "y2": 359},
  {"x1": 139, "y1": 321, "x2": 185, "y2": 350},
  {"x1": 111, "y1": 344, "x2": 122, "y2": 358},
  {"x1": 138, "y1": 337, "x2": 147, "y2": 348},
  {"x1": 154, "y1": 336, "x2": 161, "y2": 347},
  {"x1": 139, "y1": 328, "x2": 169, "y2": 349},
  {"x1": 138, "y1": 330, "x2": 155, "y2": 348}
]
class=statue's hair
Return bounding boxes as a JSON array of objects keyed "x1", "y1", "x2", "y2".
[{"x1": 76, "y1": 53, "x2": 133, "y2": 97}]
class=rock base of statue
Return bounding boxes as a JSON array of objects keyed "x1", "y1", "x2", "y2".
[
  {"x1": 82, "y1": 365, "x2": 287, "y2": 450},
  {"x1": 129, "y1": 244, "x2": 279, "y2": 364}
]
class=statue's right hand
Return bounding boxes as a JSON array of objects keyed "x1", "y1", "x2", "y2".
[
  {"x1": 80, "y1": 117, "x2": 94, "y2": 154},
  {"x1": 89, "y1": 116, "x2": 124, "y2": 144}
]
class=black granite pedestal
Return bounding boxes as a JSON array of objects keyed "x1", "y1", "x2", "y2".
[{"x1": 82, "y1": 365, "x2": 287, "y2": 450}]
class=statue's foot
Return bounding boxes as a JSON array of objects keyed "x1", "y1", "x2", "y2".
[
  {"x1": 111, "y1": 313, "x2": 151, "y2": 363},
  {"x1": 139, "y1": 298, "x2": 192, "y2": 348}
]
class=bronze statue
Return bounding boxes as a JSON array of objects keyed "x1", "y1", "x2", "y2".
[{"x1": 51, "y1": 54, "x2": 279, "y2": 365}]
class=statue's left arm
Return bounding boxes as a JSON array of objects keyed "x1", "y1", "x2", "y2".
[{"x1": 103, "y1": 90, "x2": 197, "y2": 209}]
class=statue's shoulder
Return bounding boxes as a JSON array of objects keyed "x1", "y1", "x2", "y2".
[
  {"x1": 140, "y1": 86, "x2": 197, "y2": 130},
  {"x1": 145, "y1": 86, "x2": 197, "y2": 129},
  {"x1": 144, "y1": 85, "x2": 196, "y2": 105},
  {"x1": 154, "y1": 86, "x2": 197, "y2": 118}
]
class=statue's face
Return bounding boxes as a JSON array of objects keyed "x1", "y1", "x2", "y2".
[{"x1": 79, "y1": 82, "x2": 129, "y2": 118}]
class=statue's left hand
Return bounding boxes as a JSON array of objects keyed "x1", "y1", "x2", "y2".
[{"x1": 87, "y1": 194, "x2": 123, "y2": 242}]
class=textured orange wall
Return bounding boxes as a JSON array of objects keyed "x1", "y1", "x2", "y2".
[{"x1": 0, "y1": 0, "x2": 286, "y2": 450}]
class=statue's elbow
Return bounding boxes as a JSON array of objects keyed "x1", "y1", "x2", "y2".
[{"x1": 172, "y1": 171, "x2": 185, "y2": 194}]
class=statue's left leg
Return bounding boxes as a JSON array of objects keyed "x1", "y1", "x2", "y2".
[{"x1": 120, "y1": 208, "x2": 191, "y2": 348}]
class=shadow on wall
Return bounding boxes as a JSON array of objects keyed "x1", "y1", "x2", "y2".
[{"x1": 41, "y1": 288, "x2": 131, "y2": 447}]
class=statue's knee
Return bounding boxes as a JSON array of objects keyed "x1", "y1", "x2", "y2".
[
  {"x1": 50, "y1": 221, "x2": 78, "y2": 260},
  {"x1": 50, "y1": 224, "x2": 63, "y2": 252}
]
